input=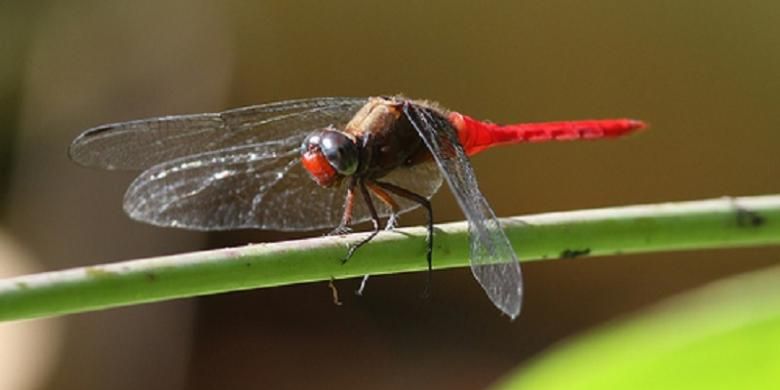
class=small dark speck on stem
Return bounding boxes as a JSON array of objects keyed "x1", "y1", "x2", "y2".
[
  {"x1": 560, "y1": 248, "x2": 591, "y2": 259},
  {"x1": 735, "y1": 207, "x2": 765, "y2": 228}
]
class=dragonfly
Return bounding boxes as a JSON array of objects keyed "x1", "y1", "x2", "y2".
[{"x1": 69, "y1": 96, "x2": 645, "y2": 319}]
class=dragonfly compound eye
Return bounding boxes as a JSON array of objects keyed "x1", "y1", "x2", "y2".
[{"x1": 319, "y1": 130, "x2": 359, "y2": 176}]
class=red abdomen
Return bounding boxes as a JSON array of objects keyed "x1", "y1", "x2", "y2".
[{"x1": 448, "y1": 112, "x2": 646, "y2": 156}]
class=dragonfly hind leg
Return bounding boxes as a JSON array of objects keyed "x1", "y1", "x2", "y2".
[
  {"x1": 366, "y1": 182, "x2": 401, "y2": 231},
  {"x1": 372, "y1": 181, "x2": 433, "y2": 278},
  {"x1": 341, "y1": 178, "x2": 381, "y2": 264}
]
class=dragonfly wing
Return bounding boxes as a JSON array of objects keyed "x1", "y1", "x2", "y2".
[
  {"x1": 123, "y1": 134, "x2": 440, "y2": 232},
  {"x1": 403, "y1": 103, "x2": 523, "y2": 319},
  {"x1": 70, "y1": 97, "x2": 367, "y2": 170},
  {"x1": 123, "y1": 133, "x2": 346, "y2": 231}
]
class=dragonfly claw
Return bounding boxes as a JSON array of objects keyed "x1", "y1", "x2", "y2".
[
  {"x1": 384, "y1": 214, "x2": 399, "y2": 231},
  {"x1": 328, "y1": 225, "x2": 352, "y2": 236},
  {"x1": 340, "y1": 244, "x2": 358, "y2": 264}
]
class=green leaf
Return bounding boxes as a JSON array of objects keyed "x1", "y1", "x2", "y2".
[{"x1": 496, "y1": 264, "x2": 780, "y2": 390}]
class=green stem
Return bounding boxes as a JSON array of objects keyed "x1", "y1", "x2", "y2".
[{"x1": 1, "y1": 195, "x2": 779, "y2": 322}]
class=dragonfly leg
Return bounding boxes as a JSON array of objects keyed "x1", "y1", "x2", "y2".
[
  {"x1": 341, "y1": 178, "x2": 381, "y2": 264},
  {"x1": 328, "y1": 177, "x2": 357, "y2": 236},
  {"x1": 384, "y1": 213, "x2": 399, "y2": 231},
  {"x1": 366, "y1": 182, "x2": 401, "y2": 231},
  {"x1": 372, "y1": 181, "x2": 433, "y2": 283}
]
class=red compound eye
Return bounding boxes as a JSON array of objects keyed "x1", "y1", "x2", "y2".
[{"x1": 301, "y1": 150, "x2": 338, "y2": 187}]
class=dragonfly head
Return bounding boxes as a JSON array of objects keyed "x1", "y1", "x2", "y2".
[{"x1": 301, "y1": 129, "x2": 359, "y2": 187}]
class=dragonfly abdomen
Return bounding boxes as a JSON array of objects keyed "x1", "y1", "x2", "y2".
[{"x1": 449, "y1": 112, "x2": 646, "y2": 156}]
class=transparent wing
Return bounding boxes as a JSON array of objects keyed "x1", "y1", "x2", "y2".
[
  {"x1": 377, "y1": 160, "x2": 443, "y2": 212},
  {"x1": 403, "y1": 103, "x2": 523, "y2": 319},
  {"x1": 73, "y1": 95, "x2": 443, "y2": 231},
  {"x1": 123, "y1": 137, "x2": 443, "y2": 231},
  {"x1": 69, "y1": 97, "x2": 368, "y2": 170}
]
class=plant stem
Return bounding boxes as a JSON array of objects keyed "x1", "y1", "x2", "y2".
[{"x1": 1, "y1": 195, "x2": 779, "y2": 322}]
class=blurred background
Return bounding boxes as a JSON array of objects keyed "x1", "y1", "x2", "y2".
[{"x1": 1, "y1": 1, "x2": 778, "y2": 389}]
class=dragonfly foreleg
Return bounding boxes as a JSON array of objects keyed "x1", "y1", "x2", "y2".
[{"x1": 328, "y1": 177, "x2": 357, "y2": 236}]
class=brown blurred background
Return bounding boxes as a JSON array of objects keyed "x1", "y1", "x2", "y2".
[{"x1": 1, "y1": 1, "x2": 779, "y2": 389}]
